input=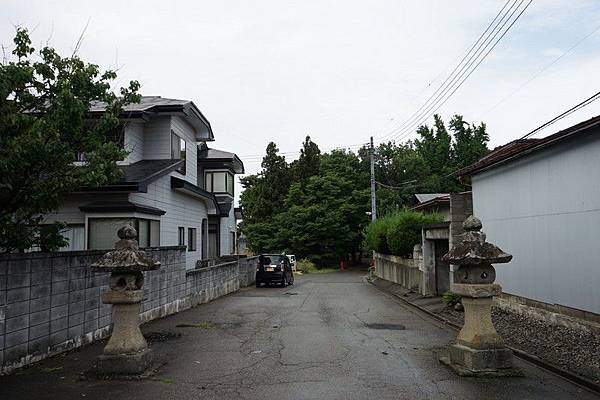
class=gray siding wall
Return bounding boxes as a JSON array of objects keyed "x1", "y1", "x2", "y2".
[
  {"x1": 44, "y1": 194, "x2": 128, "y2": 226},
  {"x1": 143, "y1": 116, "x2": 172, "y2": 159},
  {"x1": 472, "y1": 133, "x2": 600, "y2": 314},
  {"x1": 122, "y1": 121, "x2": 144, "y2": 164},
  {"x1": 130, "y1": 174, "x2": 209, "y2": 269},
  {"x1": 219, "y1": 207, "x2": 236, "y2": 255}
]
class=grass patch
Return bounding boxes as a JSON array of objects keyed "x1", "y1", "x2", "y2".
[
  {"x1": 161, "y1": 378, "x2": 175, "y2": 384},
  {"x1": 175, "y1": 321, "x2": 215, "y2": 329}
]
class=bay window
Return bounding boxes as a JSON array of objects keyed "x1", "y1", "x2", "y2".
[{"x1": 205, "y1": 171, "x2": 234, "y2": 195}]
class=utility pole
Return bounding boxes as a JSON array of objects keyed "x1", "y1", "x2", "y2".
[{"x1": 369, "y1": 136, "x2": 377, "y2": 221}]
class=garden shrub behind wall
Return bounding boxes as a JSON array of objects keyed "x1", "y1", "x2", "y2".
[{"x1": 365, "y1": 210, "x2": 443, "y2": 257}]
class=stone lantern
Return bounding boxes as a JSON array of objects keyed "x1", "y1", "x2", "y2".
[
  {"x1": 440, "y1": 216, "x2": 521, "y2": 376},
  {"x1": 91, "y1": 225, "x2": 160, "y2": 375}
]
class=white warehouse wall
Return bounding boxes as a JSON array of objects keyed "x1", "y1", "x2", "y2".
[{"x1": 472, "y1": 132, "x2": 600, "y2": 314}]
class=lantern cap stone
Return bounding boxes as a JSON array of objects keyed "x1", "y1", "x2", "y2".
[
  {"x1": 91, "y1": 225, "x2": 160, "y2": 273},
  {"x1": 443, "y1": 216, "x2": 512, "y2": 265},
  {"x1": 463, "y1": 215, "x2": 482, "y2": 231}
]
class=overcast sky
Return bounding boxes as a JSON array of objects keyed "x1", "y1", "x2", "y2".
[{"x1": 4, "y1": 0, "x2": 600, "y2": 195}]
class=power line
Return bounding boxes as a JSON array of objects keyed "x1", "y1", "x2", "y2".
[
  {"x1": 519, "y1": 89, "x2": 600, "y2": 140},
  {"x1": 376, "y1": 180, "x2": 417, "y2": 190},
  {"x1": 386, "y1": 0, "x2": 533, "y2": 144},
  {"x1": 376, "y1": 0, "x2": 515, "y2": 143},
  {"x1": 478, "y1": 22, "x2": 600, "y2": 119}
]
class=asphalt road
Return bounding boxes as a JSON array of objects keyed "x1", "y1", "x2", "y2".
[{"x1": 1, "y1": 270, "x2": 598, "y2": 400}]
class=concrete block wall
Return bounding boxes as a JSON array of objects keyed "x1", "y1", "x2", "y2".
[
  {"x1": 374, "y1": 252, "x2": 422, "y2": 291},
  {"x1": 238, "y1": 256, "x2": 259, "y2": 287},
  {"x1": 0, "y1": 247, "x2": 255, "y2": 374}
]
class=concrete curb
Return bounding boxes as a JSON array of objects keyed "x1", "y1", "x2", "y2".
[{"x1": 365, "y1": 276, "x2": 600, "y2": 395}]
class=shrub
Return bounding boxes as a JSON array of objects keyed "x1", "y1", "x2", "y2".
[
  {"x1": 296, "y1": 258, "x2": 317, "y2": 273},
  {"x1": 364, "y1": 217, "x2": 391, "y2": 254},
  {"x1": 364, "y1": 210, "x2": 443, "y2": 257},
  {"x1": 386, "y1": 210, "x2": 443, "y2": 257},
  {"x1": 442, "y1": 291, "x2": 462, "y2": 307}
]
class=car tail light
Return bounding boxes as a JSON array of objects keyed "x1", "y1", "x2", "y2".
[{"x1": 256, "y1": 260, "x2": 261, "y2": 272}]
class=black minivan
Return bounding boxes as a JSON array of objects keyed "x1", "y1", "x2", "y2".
[{"x1": 255, "y1": 254, "x2": 294, "y2": 287}]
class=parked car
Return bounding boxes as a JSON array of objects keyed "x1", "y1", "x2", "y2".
[
  {"x1": 287, "y1": 254, "x2": 296, "y2": 271},
  {"x1": 256, "y1": 254, "x2": 294, "y2": 287}
]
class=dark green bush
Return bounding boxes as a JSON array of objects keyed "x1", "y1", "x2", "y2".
[
  {"x1": 364, "y1": 217, "x2": 391, "y2": 254},
  {"x1": 442, "y1": 291, "x2": 462, "y2": 307},
  {"x1": 364, "y1": 210, "x2": 443, "y2": 257}
]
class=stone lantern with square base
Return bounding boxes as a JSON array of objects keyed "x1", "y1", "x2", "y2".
[
  {"x1": 91, "y1": 225, "x2": 160, "y2": 375},
  {"x1": 439, "y1": 216, "x2": 522, "y2": 376}
]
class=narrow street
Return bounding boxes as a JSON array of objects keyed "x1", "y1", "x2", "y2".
[{"x1": 1, "y1": 270, "x2": 597, "y2": 400}]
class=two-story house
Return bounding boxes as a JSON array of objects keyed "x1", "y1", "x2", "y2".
[{"x1": 44, "y1": 96, "x2": 244, "y2": 269}]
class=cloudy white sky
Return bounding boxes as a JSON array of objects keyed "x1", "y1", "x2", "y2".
[{"x1": 3, "y1": 0, "x2": 600, "y2": 188}]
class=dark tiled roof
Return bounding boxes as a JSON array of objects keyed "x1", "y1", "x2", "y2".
[
  {"x1": 77, "y1": 159, "x2": 182, "y2": 193},
  {"x1": 89, "y1": 96, "x2": 214, "y2": 141},
  {"x1": 90, "y1": 96, "x2": 190, "y2": 113},
  {"x1": 121, "y1": 159, "x2": 182, "y2": 183},
  {"x1": 198, "y1": 146, "x2": 244, "y2": 173},
  {"x1": 459, "y1": 115, "x2": 600, "y2": 176},
  {"x1": 79, "y1": 201, "x2": 166, "y2": 215}
]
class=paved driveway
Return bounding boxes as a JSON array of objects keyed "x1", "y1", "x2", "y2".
[{"x1": 1, "y1": 270, "x2": 597, "y2": 399}]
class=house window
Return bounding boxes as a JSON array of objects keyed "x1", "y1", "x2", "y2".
[
  {"x1": 88, "y1": 218, "x2": 160, "y2": 250},
  {"x1": 205, "y1": 171, "x2": 234, "y2": 195},
  {"x1": 171, "y1": 131, "x2": 186, "y2": 174},
  {"x1": 135, "y1": 219, "x2": 160, "y2": 247},
  {"x1": 178, "y1": 227, "x2": 185, "y2": 246},
  {"x1": 188, "y1": 228, "x2": 197, "y2": 252}
]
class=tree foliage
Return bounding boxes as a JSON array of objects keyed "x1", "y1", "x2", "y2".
[
  {"x1": 240, "y1": 113, "x2": 489, "y2": 263},
  {"x1": 364, "y1": 210, "x2": 443, "y2": 257},
  {"x1": 240, "y1": 143, "x2": 369, "y2": 265},
  {"x1": 0, "y1": 28, "x2": 140, "y2": 252},
  {"x1": 373, "y1": 113, "x2": 489, "y2": 213}
]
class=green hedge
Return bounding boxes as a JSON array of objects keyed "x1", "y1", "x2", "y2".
[{"x1": 364, "y1": 210, "x2": 443, "y2": 257}]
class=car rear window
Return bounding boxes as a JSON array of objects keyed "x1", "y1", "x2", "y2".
[{"x1": 262, "y1": 255, "x2": 286, "y2": 265}]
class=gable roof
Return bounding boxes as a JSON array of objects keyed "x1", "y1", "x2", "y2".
[
  {"x1": 458, "y1": 115, "x2": 600, "y2": 177},
  {"x1": 90, "y1": 96, "x2": 214, "y2": 142}
]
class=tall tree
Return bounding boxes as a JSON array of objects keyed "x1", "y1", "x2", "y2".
[
  {"x1": 0, "y1": 28, "x2": 140, "y2": 252},
  {"x1": 291, "y1": 135, "x2": 321, "y2": 183},
  {"x1": 239, "y1": 142, "x2": 289, "y2": 252},
  {"x1": 449, "y1": 115, "x2": 489, "y2": 169}
]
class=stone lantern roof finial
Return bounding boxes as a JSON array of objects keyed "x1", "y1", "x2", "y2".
[
  {"x1": 91, "y1": 225, "x2": 160, "y2": 273},
  {"x1": 443, "y1": 216, "x2": 512, "y2": 265}
]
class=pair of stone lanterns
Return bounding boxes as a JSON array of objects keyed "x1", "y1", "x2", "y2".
[
  {"x1": 440, "y1": 215, "x2": 521, "y2": 376},
  {"x1": 91, "y1": 225, "x2": 160, "y2": 375}
]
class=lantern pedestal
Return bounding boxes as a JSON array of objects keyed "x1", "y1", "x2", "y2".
[
  {"x1": 90, "y1": 225, "x2": 160, "y2": 376},
  {"x1": 439, "y1": 216, "x2": 522, "y2": 377},
  {"x1": 95, "y1": 289, "x2": 153, "y2": 375}
]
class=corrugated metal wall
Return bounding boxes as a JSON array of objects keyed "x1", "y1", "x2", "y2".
[{"x1": 472, "y1": 132, "x2": 600, "y2": 314}]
